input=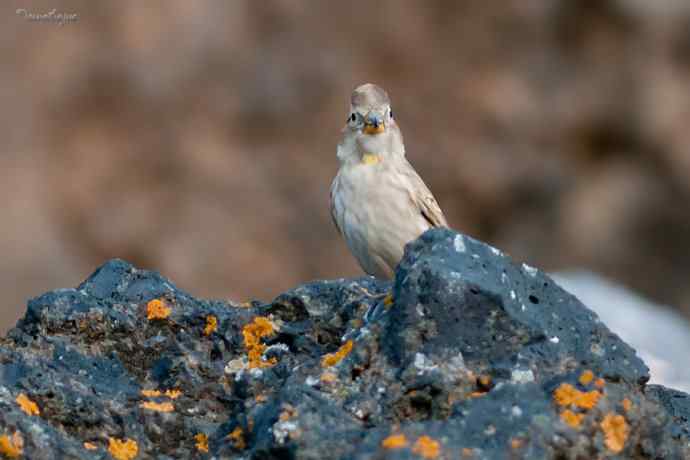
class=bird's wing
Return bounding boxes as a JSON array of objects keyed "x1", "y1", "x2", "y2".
[
  {"x1": 399, "y1": 159, "x2": 448, "y2": 228},
  {"x1": 329, "y1": 177, "x2": 343, "y2": 236}
]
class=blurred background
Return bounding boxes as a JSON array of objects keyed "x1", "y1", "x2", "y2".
[{"x1": 2, "y1": 0, "x2": 690, "y2": 369}]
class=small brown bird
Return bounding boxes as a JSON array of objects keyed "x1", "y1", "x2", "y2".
[{"x1": 330, "y1": 83, "x2": 448, "y2": 279}]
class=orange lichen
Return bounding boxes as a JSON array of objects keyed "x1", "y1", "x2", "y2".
[
  {"x1": 140, "y1": 401, "x2": 174, "y2": 412},
  {"x1": 601, "y1": 413, "x2": 629, "y2": 454},
  {"x1": 108, "y1": 438, "x2": 138, "y2": 460},
  {"x1": 164, "y1": 389, "x2": 182, "y2": 399},
  {"x1": 381, "y1": 433, "x2": 408, "y2": 449},
  {"x1": 622, "y1": 398, "x2": 632, "y2": 412},
  {"x1": 243, "y1": 316, "x2": 277, "y2": 369},
  {"x1": 228, "y1": 427, "x2": 245, "y2": 450},
  {"x1": 553, "y1": 383, "x2": 601, "y2": 409},
  {"x1": 383, "y1": 294, "x2": 394, "y2": 307},
  {"x1": 195, "y1": 433, "x2": 208, "y2": 453},
  {"x1": 16, "y1": 393, "x2": 40, "y2": 416},
  {"x1": 0, "y1": 432, "x2": 23, "y2": 458},
  {"x1": 560, "y1": 409, "x2": 585, "y2": 428},
  {"x1": 462, "y1": 447, "x2": 475, "y2": 457},
  {"x1": 204, "y1": 315, "x2": 218, "y2": 336},
  {"x1": 412, "y1": 435, "x2": 440, "y2": 459},
  {"x1": 83, "y1": 442, "x2": 97, "y2": 450},
  {"x1": 146, "y1": 299, "x2": 171, "y2": 320},
  {"x1": 321, "y1": 340, "x2": 354, "y2": 367},
  {"x1": 579, "y1": 370, "x2": 594, "y2": 386},
  {"x1": 141, "y1": 389, "x2": 181, "y2": 399},
  {"x1": 511, "y1": 438, "x2": 523, "y2": 449},
  {"x1": 594, "y1": 378, "x2": 606, "y2": 388},
  {"x1": 469, "y1": 391, "x2": 486, "y2": 398}
]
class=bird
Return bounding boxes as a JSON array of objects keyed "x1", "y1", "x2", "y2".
[{"x1": 330, "y1": 83, "x2": 448, "y2": 279}]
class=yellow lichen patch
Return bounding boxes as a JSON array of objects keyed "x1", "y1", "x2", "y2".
[
  {"x1": 83, "y1": 442, "x2": 97, "y2": 450},
  {"x1": 622, "y1": 398, "x2": 632, "y2": 412},
  {"x1": 321, "y1": 340, "x2": 354, "y2": 367},
  {"x1": 594, "y1": 378, "x2": 606, "y2": 389},
  {"x1": 560, "y1": 409, "x2": 585, "y2": 428},
  {"x1": 255, "y1": 394, "x2": 268, "y2": 403},
  {"x1": 16, "y1": 393, "x2": 40, "y2": 416},
  {"x1": 140, "y1": 401, "x2": 174, "y2": 412},
  {"x1": 195, "y1": 433, "x2": 208, "y2": 453},
  {"x1": 108, "y1": 438, "x2": 138, "y2": 460},
  {"x1": 381, "y1": 433, "x2": 408, "y2": 449},
  {"x1": 601, "y1": 413, "x2": 629, "y2": 454},
  {"x1": 462, "y1": 447, "x2": 475, "y2": 457},
  {"x1": 204, "y1": 315, "x2": 218, "y2": 336},
  {"x1": 243, "y1": 316, "x2": 278, "y2": 369},
  {"x1": 553, "y1": 383, "x2": 601, "y2": 409},
  {"x1": 383, "y1": 294, "x2": 394, "y2": 307},
  {"x1": 146, "y1": 299, "x2": 171, "y2": 320},
  {"x1": 412, "y1": 435, "x2": 440, "y2": 459},
  {"x1": 579, "y1": 370, "x2": 594, "y2": 386},
  {"x1": 0, "y1": 432, "x2": 23, "y2": 458},
  {"x1": 469, "y1": 391, "x2": 486, "y2": 398},
  {"x1": 228, "y1": 427, "x2": 245, "y2": 450}
]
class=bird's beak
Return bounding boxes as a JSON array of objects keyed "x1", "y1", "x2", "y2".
[{"x1": 363, "y1": 112, "x2": 385, "y2": 135}]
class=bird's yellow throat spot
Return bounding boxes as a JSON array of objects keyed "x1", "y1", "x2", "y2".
[{"x1": 362, "y1": 153, "x2": 380, "y2": 165}]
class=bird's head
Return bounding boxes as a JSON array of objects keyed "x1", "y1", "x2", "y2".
[{"x1": 341, "y1": 83, "x2": 403, "y2": 160}]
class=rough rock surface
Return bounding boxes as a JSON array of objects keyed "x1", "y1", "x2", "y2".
[{"x1": 0, "y1": 229, "x2": 688, "y2": 459}]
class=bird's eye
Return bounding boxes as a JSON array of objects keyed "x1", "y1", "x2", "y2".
[
  {"x1": 350, "y1": 113, "x2": 356, "y2": 122},
  {"x1": 389, "y1": 109, "x2": 393, "y2": 119}
]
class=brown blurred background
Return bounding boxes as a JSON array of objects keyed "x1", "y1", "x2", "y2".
[{"x1": 2, "y1": 1, "x2": 690, "y2": 333}]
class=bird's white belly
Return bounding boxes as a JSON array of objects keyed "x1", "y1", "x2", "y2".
[{"x1": 334, "y1": 163, "x2": 429, "y2": 277}]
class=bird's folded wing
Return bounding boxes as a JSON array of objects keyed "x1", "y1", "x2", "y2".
[
  {"x1": 400, "y1": 159, "x2": 448, "y2": 228},
  {"x1": 329, "y1": 178, "x2": 343, "y2": 235}
]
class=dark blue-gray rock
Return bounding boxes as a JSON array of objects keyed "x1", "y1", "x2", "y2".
[{"x1": 0, "y1": 230, "x2": 687, "y2": 459}]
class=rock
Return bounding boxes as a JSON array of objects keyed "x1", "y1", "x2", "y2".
[
  {"x1": 553, "y1": 271, "x2": 690, "y2": 392},
  {"x1": 0, "y1": 230, "x2": 688, "y2": 459}
]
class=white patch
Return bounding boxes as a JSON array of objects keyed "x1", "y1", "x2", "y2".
[
  {"x1": 225, "y1": 357, "x2": 248, "y2": 376},
  {"x1": 305, "y1": 376, "x2": 319, "y2": 386},
  {"x1": 522, "y1": 263, "x2": 538, "y2": 277},
  {"x1": 416, "y1": 305, "x2": 425, "y2": 317},
  {"x1": 521, "y1": 304, "x2": 526, "y2": 312},
  {"x1": 512, "y1": 405, "x2": 523, "y2": 417},
  {"x1": 273, "y1": 420, "x2": 299, "y2": 444},
  {"x1": 265, "y1": 343, "x2": 289, "y2": 354},
  {"x1": 549, "y1": 336, "x2": 560, "y2": 344},
  {"x1": 511, "y1": 369, "x2": 535, "y2": 384},
  {"x1": 510, "y1": 290, "x2": 516, "y2": 300},
  {"x1": 501, "y1": 273, "x2": 509, "y2": 284},
  {"x1": 414, "y1": 353, "x2": 438, "y2": 374},
  {"x1": 453, "y1": 234, "x2": 466, "y2": 253},
  {"x1": 489, "y1": 246, "x2": 502, "y2": 256}
]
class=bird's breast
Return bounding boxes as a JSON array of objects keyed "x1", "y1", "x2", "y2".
[{"x1": 332, "y1": 162, "x2": 429, "y2": 272}]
